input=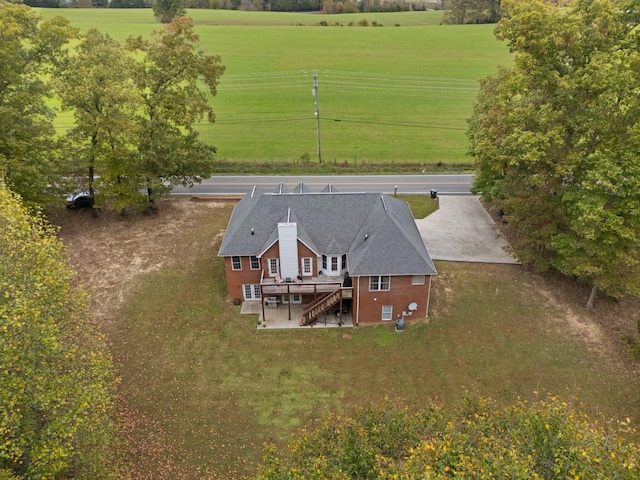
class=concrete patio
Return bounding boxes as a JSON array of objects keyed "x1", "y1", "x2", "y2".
[{"x1": 241, "y1": 302, "x2": 353, "y2": 330}]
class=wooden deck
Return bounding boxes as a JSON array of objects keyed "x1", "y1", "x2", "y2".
[{"x1": 261, "y1": 273, "x2": 350, "y2": 296}]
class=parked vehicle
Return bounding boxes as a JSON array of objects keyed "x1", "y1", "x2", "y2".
[{"x1": 66, "y1": 192, "x2": 94, "y2": 209}]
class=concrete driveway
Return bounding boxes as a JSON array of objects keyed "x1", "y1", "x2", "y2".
[{"x1": 416, "y1": 196, "x2": 519, "y2": 264}]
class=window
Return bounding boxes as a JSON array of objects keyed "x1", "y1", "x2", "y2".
[
  {"x1": 268, "y1": 258, "x2": 279, "y2": 276},
  {"x1": 369, "y1": 275, "x2": 390, "y2": 291},
  {"x1": 250, "y1": 256, "x2": 260, "y2": 270},
  {"x1": 322, "y1": 255, "x2": 342, "y2": 275},
  {"x1": 381, "y1": 305, "x2": 393, "y2": 321},
  {"x1": 302, "y1": 258, "x2": 313, "y2": 276},
  {"x1": 412, "y1": 275, "x2": 425, "y2": 285},
  {"x1": 342, "y1": 254, "x2": 347, "y2": 270},
  {"x1": 282, "y1": 294, "x2": 302, "y2": 304},
  {"x1": 243, "y1": 284, "x2": 261, "y2": 300},
  {"x1": 232, "y1": 256, "x2": 242, "y2": 270}
]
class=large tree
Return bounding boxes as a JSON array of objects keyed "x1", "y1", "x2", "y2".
[
  {"x1": 0, "y1": 2, "x2": 77, "y2": 208},
  {"x1": 468, "y1": 0, "x2": 640, "y2": 307},
  {"x1": 443, "y1": 0, "x2": 501, "y2": 24},
  {"x1": 258, "y1": 397, "x2": 640, "y2": 478},
  {"x1": 56, "y1": 29, "x2": 142, "y2": 213},
  {"x1": 126, "y1": 17, "x2": 225, "y2": 206},
  {"x1": 0, "y1": 184, "x2": 118, "y2": 478},
  {"x1": 152, "y1": 0, "x2": 186, "y2": 23}
]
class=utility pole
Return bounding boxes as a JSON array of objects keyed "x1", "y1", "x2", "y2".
[{"x1": 312, "y1": 70, "x2": 322, "y2": 163}]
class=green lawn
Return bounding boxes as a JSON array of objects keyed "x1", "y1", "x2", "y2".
[
  {"x1": 109, "y1": 203, "x2": 640, "y2": 478},
  {"x1": 38, "y1": 9, "x2": 512, "y2": 165}
]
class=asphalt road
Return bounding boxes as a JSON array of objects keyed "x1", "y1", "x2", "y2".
[{"x1": 171, "y1": 174, "x2": 473, "y2": 196}]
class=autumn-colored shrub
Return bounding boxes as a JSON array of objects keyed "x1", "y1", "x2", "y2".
[{"x1": 257, "y1": 396, "x2": 640, "y2": 479}]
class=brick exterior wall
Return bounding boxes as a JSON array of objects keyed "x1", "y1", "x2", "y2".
[
  {"x1": 223, "y1": 242, "x2": 433, "y2": 326},
  {"x1": 223, "y1": 240, "x2": 321, "y2": 301},
  {"x1": 353, "y1": 275, "x2": 431, "y2": 326},
  {"x1": 224, "y1": 256, "x2": 263, "y2": 301}
]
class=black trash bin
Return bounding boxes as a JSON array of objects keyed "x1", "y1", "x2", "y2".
[
  {"x1": 395, "y1": 318, "x2": 405, "y2": 331},
  {"x1": 430, "y1": 189, "x2": 438, "y2": 199}
]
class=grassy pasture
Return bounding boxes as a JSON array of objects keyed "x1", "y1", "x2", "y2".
[
  {"x1": 103, "y1": 201, "x2": 640, "y2": 479},
  {"x1": 39, "y1": 9, "x2": 512, "y2": 165}
]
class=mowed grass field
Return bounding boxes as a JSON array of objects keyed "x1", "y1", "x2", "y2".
[
  {"x1": 78, "y1": 200, "x2": 638, "y2": 479},
  {"x1": 39, "y1": 9, "x2": 512, "y2": 165}
]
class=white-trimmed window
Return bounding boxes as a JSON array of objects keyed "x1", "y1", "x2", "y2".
[
  {"x1": 331, "y1": 256, "x2": 339, "y2": 272},
  {"x1": 302, "y1": 257, "x2": 313, "y2": 276},
  {"x1": 321, "y1": 254, "x2": 342, "y2": 275},
  {"x1": 250, "y1": 256, "x2": 260, "y2": 270},
  {"x1": 268, "y1": 258, "x2": 279, "y2": 276},
  {"x1": 243, "y1": 284, "x2": 261, "y2": 300},
  {"x1": 381, "y1": 305, "x2": 393, "y2": 321},
  {"x1": 412, "y1": 275, "x2": 425, "y2": 285},
  {"x1": 342, "y1": 254, "x2": 347, "y2": 270},
  {"x1": 369, "y1": 275, "x2": 390, "y2": 291},
  {"x1": 282, "y1": 294, "x2": 302, "y2": 304},
  {"x1": 232, "y1": 256, "x2": 242, "y2": 270}
]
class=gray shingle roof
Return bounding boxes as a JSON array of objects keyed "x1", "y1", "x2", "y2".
[{"x1": 218, "y1": 189, "x2": 436, "y2": 276}]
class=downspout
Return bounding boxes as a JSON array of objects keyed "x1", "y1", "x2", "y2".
[
  {"x1": 425, "y1": 275, "x2": 432, "y2": 319},
  {"x1": 260, "y1": 269, "x2": 265, "y2": 323},
  {"x1": 356, "y1": 276, "x2": 360, "y2": 327}
]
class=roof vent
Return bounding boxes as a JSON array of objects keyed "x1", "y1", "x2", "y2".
[
  {"x1": 251, "y1": 228, "x2": 255, "y2": 235},
  {"x1": 364, "y1": 233, "x2": 369, "y2": 241}
]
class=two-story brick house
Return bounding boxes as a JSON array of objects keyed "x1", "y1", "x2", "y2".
[{"x1": 218, "y1": 184, "x2": 437, "y2": 326}]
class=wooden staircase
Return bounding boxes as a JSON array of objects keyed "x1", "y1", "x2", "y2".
[{"x1": 300, "y1": 288, "x2": 344, "y2": 326}]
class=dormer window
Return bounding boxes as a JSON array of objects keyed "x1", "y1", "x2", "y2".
[{"x1": 321, "y1": 254, "x2": 344, "y2": 276}]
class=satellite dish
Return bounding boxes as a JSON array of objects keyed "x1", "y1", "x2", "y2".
[{"x1": 408, "y1": 302, "x2": 418, "y2": 311}]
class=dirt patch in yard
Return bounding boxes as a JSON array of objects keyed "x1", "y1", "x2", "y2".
[
  {"x1": 50, "y1": 198, "x2": 235, "y2": 479},
  {"x1": 52, "y1": 198, "x2": 231, "y2": 326}
]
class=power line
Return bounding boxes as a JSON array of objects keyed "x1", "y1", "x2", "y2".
[{"x1": 326, "y1": 117, "x2": 467, "y2": 130}]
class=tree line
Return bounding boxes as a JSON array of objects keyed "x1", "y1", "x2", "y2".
[
  {"x1": 468, "y1": 0, "x2": 640, "y2": 307},
  {"x1": 0, "y1": 4, "x2": 224, "y2": 477},
  {"x1": 1, "y1": 1, "x2": 225, "y2": 212},
  {"x1": 1, "y1": 183, "x2": 119, "y2": 478},
  {"x1": 443, "y1": 0, "x2": 501, "y2": 24},
  {"x1": 23, "y1": 0, "x2": 442, "y2": 15},
  {"x1": 258, "y1": 397, "x2": 640, "y2": 478}
]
